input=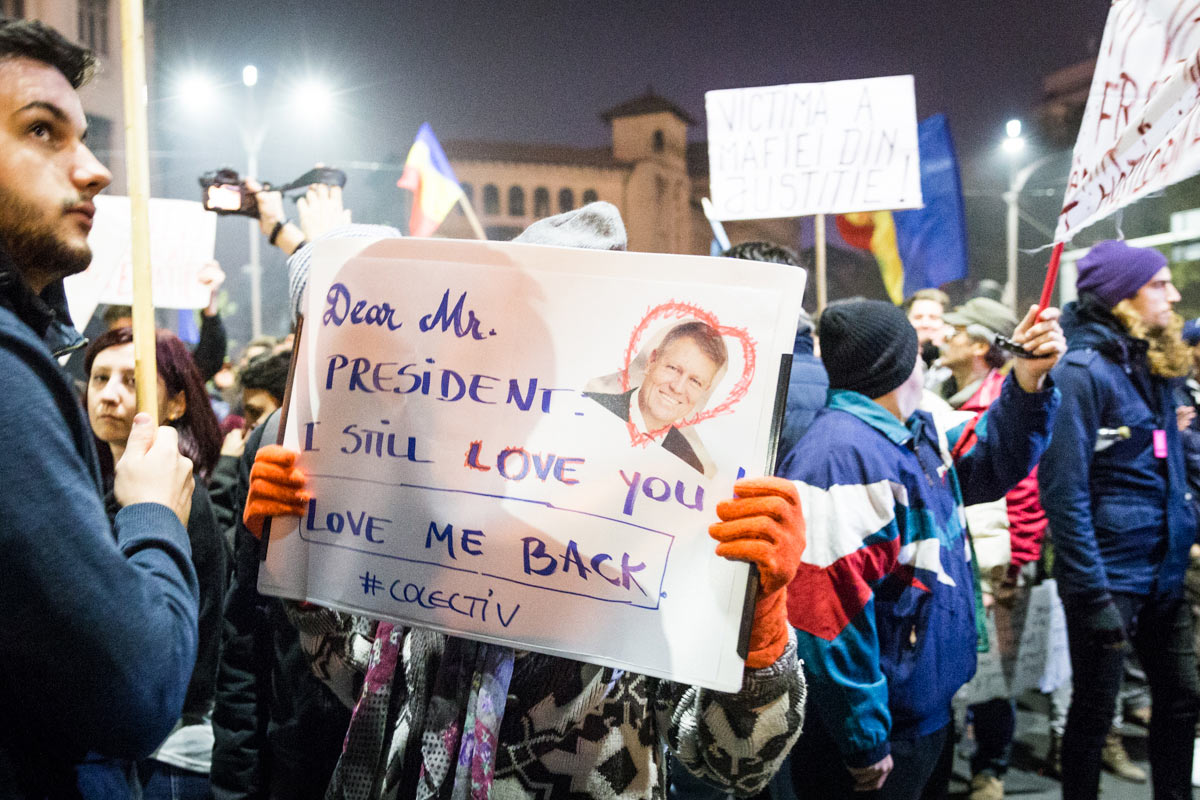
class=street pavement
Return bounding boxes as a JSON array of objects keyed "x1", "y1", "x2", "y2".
[{"x1": 947, "y1": 695, "x2": 1200, "y2": 799}]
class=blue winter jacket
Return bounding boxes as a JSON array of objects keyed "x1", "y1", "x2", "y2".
[
  {"x1": 779, "y1": 376, "x2": 1058, "y2": 766},
  {"x1": 0, "y1": 248, "x2": 199, "y2": 796},
  {"x1": 1039, "y1": 296, "x2": 1196, "y2": 608},
  {"x1": 775, "y1": 326, "x2": 829, "y2": 471}
]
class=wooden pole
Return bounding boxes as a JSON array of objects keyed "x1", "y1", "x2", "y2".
[
  {"x1": 119, "y1": 0, "x2": 157, "y2": 420},
  {"x1": 815, "y1": 213, "x2": 828, "y2": 312},
  {"x1": 459, "y1": 194, "x2": 487, "y2": 241}
]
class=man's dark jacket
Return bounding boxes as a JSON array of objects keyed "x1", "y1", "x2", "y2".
[
  {"x1": 211, "y1": 415, "x2": 351, "y2": 800},
  {"x1": 0, "y1": 247, "x2": 198, "y2": 796},
  {"x1": 1040, "y1": 294, "x2": 1197, "y2": 608},
  {"x1": 584, "y1": 388, "x2": 704, "y2": 473}
]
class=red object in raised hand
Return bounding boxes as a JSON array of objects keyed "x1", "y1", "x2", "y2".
[
  {"x1": 710, "y1": 477, "x2": 806, "y2": 668},
  {"x1": 243, "y1": 445, "x2": 309, "y2": 538}
]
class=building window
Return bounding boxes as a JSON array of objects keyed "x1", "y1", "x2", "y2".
[
  {"x1": 508, "y1": 186, "x2": 525, "y2": 217},
  {"x1": 458, "y1": 182, "x2": 474, "y2": 215},
  {"x1": 483, "y1": 184, "x2": 500, "y2": 215},
  {"x1": 2, "y1": 0, "x2": 25, "y2": 19},
  {"x1": 1170, "y1": 208, "x2": 1200, "y2": 261},
  {"x1": 582, "y1": 189, "x2": 598, "y2": 205},
  {"x1": 85, "y1": 113, "x2": 112, "y2": 161},
  {"x1": 533, "y1": 187, "x2": 550, "y2": 218},
  {"x1": 652, "y1": 129, "x2": 665, "y2": 153},
  {"x1": 78, "y1": 0, "x2": 109, "y2": 57},
  {"x1": 558, "y1": 188, "x2": 575, "y2": 214}
]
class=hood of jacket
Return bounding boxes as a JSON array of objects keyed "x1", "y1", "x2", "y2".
[
  {"x1": 1061, "y1": 291, "x2": 1150, "y2": 373},
  {"x1": 0, "y1": 241, "x2": 86, "y2": 358}
]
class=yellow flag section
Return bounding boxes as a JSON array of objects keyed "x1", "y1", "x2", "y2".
[{"x1": 260, "y1": 237, "x2": 804, "y2": 691}]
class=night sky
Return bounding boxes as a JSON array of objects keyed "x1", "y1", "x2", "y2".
[{"x1": 147, "y1": 0, "x2": 1113, "y2": 340}]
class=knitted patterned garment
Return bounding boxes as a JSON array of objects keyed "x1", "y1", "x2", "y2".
[{"x1": 289, "y1": 608, "x2": 805, "y2": 800}]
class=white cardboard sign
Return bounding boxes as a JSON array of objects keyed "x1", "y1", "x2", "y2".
[
  {"x1": 705, "y1": 75, "x2": 922, "y2": 221},
  {"x1": 64, "y1": 196, "x2": 217, "y2": 328},
  {"x1": 1056, "y1": 1, "x2": 1200, "y2": 240},
  {"x1": 259, "y1": 237, "x2": 804, "y2": 691}
]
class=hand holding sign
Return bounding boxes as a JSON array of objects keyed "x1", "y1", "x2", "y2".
[
  {"x1": 710, "y1": 477, "x2": 805, "y2": 668},
  {"x1": 244, "y1": 445, "x2": 310, "y2": 538}
]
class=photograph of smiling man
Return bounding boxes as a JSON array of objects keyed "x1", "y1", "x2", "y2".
[{"x1": 585, "y1": 321, "x2": 728, "y2": 476}]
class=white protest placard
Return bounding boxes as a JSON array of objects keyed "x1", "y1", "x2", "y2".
[
  {"x1": 260, "y1": 237, "x2": 805, "y2": 691},
  {"x1": 1056, "y1": 1, "x2": 1200, "y2": 240},
  {"x1": 64, "y1": 196, "x2": 217, "y2": 327},
  {"x1": 705, "y1": 75, "x2": 922, "y2": 221}
]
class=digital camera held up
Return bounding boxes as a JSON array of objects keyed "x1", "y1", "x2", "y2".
[{"x1": 199, "y1": 165, "x2": 348, "y2": 218}]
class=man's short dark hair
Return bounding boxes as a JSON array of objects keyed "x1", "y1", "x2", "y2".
[
  {"x1": 101, "y1": 304, "x2": 132, "y2": 328},
  {"x1": 904, "y1": 288, "x2": 949, "y2": 311},
  {"x1": 658, "y1": 322, "x2": 728, "y2": 370},
  {"x1": 239, "y1": 351, "x2": 291, "y2": 405},
  {"x1": 0, "y1": 18, "x2": 95, "y2": 89},
  {"x1": 722, "y1": 241, "x2": 801, "y2": 268}
]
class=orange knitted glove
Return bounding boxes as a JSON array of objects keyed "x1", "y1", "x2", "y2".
[
  {"x1": 243, "y1": 445, "x2": 310, "y2": 538},
  {"x1": 710, "y1": 477, "x2": 805, "y2": 668}
]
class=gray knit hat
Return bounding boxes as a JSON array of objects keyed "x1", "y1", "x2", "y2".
[
  {"x1": 818, "y1": 299, "x2": 919, "y2": 399},
  {"x1": 514, "y1": 201, "x2": 626, "y2": 250}
]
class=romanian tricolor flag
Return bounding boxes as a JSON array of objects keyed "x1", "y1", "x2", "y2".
[
  {"x1": 836, "y1": 114, "x2": 967, "y2": 303},
  {"x1": 396, "y1": 123, "x2": 464, "y2": 237}
]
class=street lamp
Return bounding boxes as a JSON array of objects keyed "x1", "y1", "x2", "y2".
[
  {"x1": 242, "y1": 64, "x2": 264, "y2": 338},
  {"x1": 172, "y1": 65, "x2": 334, "y2": 338},
  {"x1": 1000, "y1": 119, "x2": 1054, "y2": 312}
]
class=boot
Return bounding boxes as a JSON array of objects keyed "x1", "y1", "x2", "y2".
[
  {"x1": 1044, "y1": 731, "x2": 1062, "y2": 778},
  {"x1": 1102, "y1": 730, "x2": 1147, "y2": 783},
  {"x1": 968, "y1": 773, "x2": 1004, "y2": 800}
]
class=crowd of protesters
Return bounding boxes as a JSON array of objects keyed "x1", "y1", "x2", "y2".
[{"x1": 4, "y1": 14, "x2": 1200, "y2": 800}]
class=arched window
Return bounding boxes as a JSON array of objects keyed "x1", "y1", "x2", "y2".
[
  {"x1": 483, "y1": 184, "x2": 500, "y2": 215},
  {"x1": 652, "y1": 129, "x2": 665, "y2": 153},
  {"x1": 582, "y1": 189, "x2": 598, "y2": 205},
  {"x1": 558, "y1": 188, "x2": 575, "y2": 214},
  {"x1": 533, "y1": 187, "x2": 550, "y2": 218},
  {"x1": 508, "y1": 186, "x2": 525, "y2": 217},
  {"x1": 458, "y1": 182, "x2": 473, "y2": 215}
]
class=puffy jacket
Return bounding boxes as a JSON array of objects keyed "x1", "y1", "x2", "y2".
[
  {"x1": 779, "y1": 376, "x2": 1058, "y2": 766},
  {"x1": 1040, "y1": 295, "x2": 1197, "y2": 608}
]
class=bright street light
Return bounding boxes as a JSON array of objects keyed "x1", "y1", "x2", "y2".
[
  {"x1": 293, "y1": 79, "x2": 334, "y2": 117},
  {"x1": 242, "y1": 64, "x2": 258, "y2": 88},
  {"x1": 1002, "y1": 118, "x2": 1025, "y2": 155},
  {"x1": 178, "y1": 72, "x2": 216, "y2": 109}
]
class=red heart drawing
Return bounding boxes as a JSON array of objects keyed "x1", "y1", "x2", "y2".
[{"x1": 618, "y1": 301, "x2": 756, "y2": 447}]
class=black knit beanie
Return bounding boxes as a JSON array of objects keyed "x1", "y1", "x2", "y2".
[{"x1": 818, "y1": 299, "x2": 919, "y2": 399}]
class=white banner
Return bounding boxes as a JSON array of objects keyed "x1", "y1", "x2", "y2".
[
  {"x1": 1056, "y1": 1, "x2": 1200, "y2": 240},
  {"x1": 64, "y1": 196, "x2": 217, "y2": 328},
  {"x1": 705, "y1": 75, "x2": 922, "y2": 221},
  {"x1": 260, "y1": 237, "x2": 805, "y2": 691}
]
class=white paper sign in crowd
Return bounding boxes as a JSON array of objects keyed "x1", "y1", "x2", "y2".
[
  {"x1": 260, "y1": 237, "x2": 804, "y2": 691},
  {"x1": 64, "y1": 196, "x2": 217, "y2": 327},
  {"x1": 1056, "y1": 1, "x2": 1200, "y2": 240},
  {"x1": 705, "y1": 75, "x2": 922, "y2": 221}
]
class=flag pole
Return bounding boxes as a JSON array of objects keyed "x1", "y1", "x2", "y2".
[
  {"x1": 458, "y1": 194, "x2": 487, "y2": 241},
  {"x1": 815, "y1": 214, "x2": 828, "y2": 313},
  {"x1": 1036, "y1": 241, "x2": 1065, "y2": 317},
  {"x1": 119, "y1": 0, "x2": 157, "y2": 420}
]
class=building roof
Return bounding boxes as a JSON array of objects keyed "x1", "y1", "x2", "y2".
[
  {"x1": 443, "y1": 140, "x2": 618, "y2": 168},
  {"x1": 600, "y1": 92, "x2": 696, "y2": 125}
]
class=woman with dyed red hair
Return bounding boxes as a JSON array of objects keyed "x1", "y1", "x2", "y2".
[{"x1": 83, "y1": 327, "x2": 227, "y2": 800}]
